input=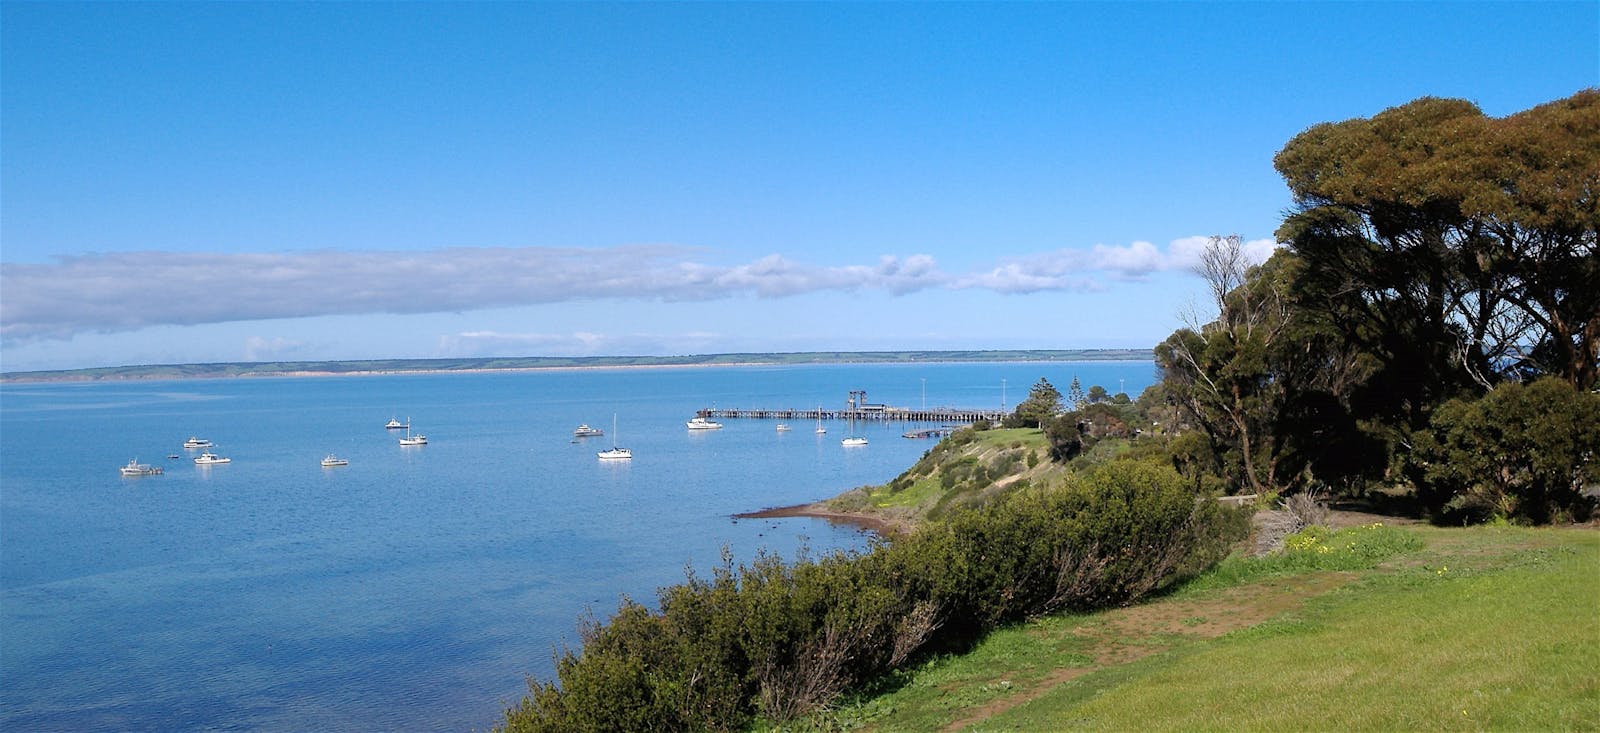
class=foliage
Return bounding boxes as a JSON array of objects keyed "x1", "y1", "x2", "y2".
[
  {"x1": 499, "y1": 460, "x2": 1248, "y2": 732},
  {"x1": 1412, "y1": 377, "x2": 1600, "y2": 524},
  {"x1": 1275, "y1": 90, "x2": 1599, "y2": 398},
  {"x1": 1042, "y1": 414, "x2": 1082, "y2": 462},
  {"x1": 1155, "y1": 91, "x2": 1596, "y2": 518},
  {"x1": 1157, "y1": 245, "x2": 1378, "y2": 495},
  {"x1": 1004, "y1": 377, "x2": 1063, "y2": 428}
]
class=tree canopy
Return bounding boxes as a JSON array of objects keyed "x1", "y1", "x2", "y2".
[
  {"x1": 1157, "y1": 90, "x2": 1599, "y2": 524},
  {"x1": 1274, "y1": 90, "x2": 1599, "y2": 397},
  {"x1": 1007, "y1": 377, "x2": 1063, "y2": 428}
]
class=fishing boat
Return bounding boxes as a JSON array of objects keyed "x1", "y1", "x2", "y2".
[
  {"x1": 120, "y1": 459, "x2": 163, "y2": 477},
  {"x1": 320, "y1": 455, "x2": 349, "y2": 467},
  {"x1": 193, "y1": 451, "x2": 231, "y2": 465},
  {"x1": 597, "y1": 414, "x2": 631, "y2": 460},
  {"x1": 398, "y1": 424, "x2": 427, "y2": 446},
  {"x1": 182, "y1": 437, "x2": 213, "y2": 449},
  {"x1": 686, "y1": 416, "x2": 724, "y2": 430},
  {"x1": 573, "y1": 424, "x2": 604, "y2": 438},
  {"x1": 384, "y1": 417, "x2": 408, "y2": 430}
]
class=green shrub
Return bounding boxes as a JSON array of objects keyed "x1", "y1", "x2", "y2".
[
  {"x1": 498, "y1": 460, "x2": 1249, "y2": 732},
  {"x1": 1412, "y1": 377, "x2": 1600, "y2": 524}
]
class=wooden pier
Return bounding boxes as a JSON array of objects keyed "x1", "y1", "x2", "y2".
[{"x1": 695, "y1": 406, "x2": 1005, "y2": 424}]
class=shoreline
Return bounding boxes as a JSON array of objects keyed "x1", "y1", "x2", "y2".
[
  {"x1": 735, "y1": 502, "x2": 912, "y2": 538},
  {"x1": 0, "y1": 350, "x2": 1155, "y2": 384}
]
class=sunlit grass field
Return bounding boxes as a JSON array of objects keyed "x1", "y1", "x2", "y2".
[{"x1": 781, "y1": 524, "x2": 1599, "y2": 731}]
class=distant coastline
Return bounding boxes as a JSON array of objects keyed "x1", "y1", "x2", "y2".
[{"x1": 0, "y1": 349, "x2": 1154, "y2": 383}]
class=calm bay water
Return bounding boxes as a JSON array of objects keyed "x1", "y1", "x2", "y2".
[{"x1": 1, "y1": 361, "x2": 1154, "y2": 731}]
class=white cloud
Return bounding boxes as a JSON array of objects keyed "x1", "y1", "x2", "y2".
[
  {"x1": 435, "y1": 329, "x2": 727, "y2": 358},
  {"x1": 242, "y1": 336, "x2": 306, "y2": 361},
  {"x1": 1, "y1": 238, "x2": 1280, "y2": 342}
]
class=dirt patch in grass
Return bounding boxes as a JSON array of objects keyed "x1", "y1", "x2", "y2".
[{"x1": 938, "y1": 572, "x2": 1360, "y2": 732}]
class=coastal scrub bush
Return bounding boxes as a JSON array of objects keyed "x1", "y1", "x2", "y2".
[
  {"x1": 1412, "y1": 377, "x2": 1600, "y2": 524},
  {"x1": 498, "y1": 459, "x2": 1249, "y2": 732}
]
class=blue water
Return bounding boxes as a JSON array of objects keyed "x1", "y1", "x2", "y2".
[{"x1": 0, "y1": 361, "x2": 1154, "y2": 731}]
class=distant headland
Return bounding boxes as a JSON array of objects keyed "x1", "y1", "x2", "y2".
[{"x1": 0, "y1": 349, "x2": 1153, "y2": 383}]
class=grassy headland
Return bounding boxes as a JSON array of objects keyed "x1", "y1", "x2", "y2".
[{"x1": 779, "y1": 523, "x2": 1599, "y2": 731}]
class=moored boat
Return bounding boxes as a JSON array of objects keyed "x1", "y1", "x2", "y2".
[
  {"x1": 398, "y1": 421, "x2": 427, "y2": 445},
  {"x1": 320, "y1": 454, "x2": 349, "y2": 467},
  {"x1": 686, "y1": 416, "x2": 723, "y2": 430},
  {"x1": 385, "y1": 417, "x2": 408, "y2": 430},
  {"x1": 573, "y1": 424, "x2": 604, "y2": 438},
  {"x1": 193, "y1": 451, "x2": 231, "y2": 465},
  {"x1": 120, "y1": 459, "x2": 163, "y2": 477},
  {"x1": 598, "y1": 414, "x2": 631, "y2": 460},
  {"x1": 182, "y1": 437, "x2": 213, "y2": 449}
]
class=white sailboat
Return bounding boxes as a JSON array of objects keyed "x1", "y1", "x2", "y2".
[
  {"x1": 841, "y1": 405, "x2": 868, "y2": 447},
  {"x1": 815, "y1": 407, "x2": 826, "y2": 434},
  {"x1": 398, "y1": 420, "x2": 427, "y2": 446},
  {"x1": 597, "y1": 414, "x2": 632, "y2": 460}
]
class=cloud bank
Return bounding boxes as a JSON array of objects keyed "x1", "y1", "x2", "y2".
[{"x1": 1, "y1": 238, "x2": 1276, "y2": 342}]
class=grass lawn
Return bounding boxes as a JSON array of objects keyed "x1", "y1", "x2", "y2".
[{"x1": 787, "y1": 523, "x2": 1599, "y2": 732}]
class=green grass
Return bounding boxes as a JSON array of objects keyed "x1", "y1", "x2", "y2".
[
  {"x1": 993, "y1": 528, "x2": 1599, "y2": 731},
  {"x1": 837, "y1": 429, "x2": 1052, "y2": 513},
  {"x1": 784, "y1": 524, "x2": 1600, "y2": 732},
  {"x1": 968, "y1": 428, "x2": 1047, "y2": 450},
  {"x1": 868, "y1": 475, "x2": 946, "y2": 509}
]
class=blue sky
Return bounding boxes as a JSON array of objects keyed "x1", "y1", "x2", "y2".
[{"x1": 2, "y1": 2, "x2": 1595, "y2": 371}]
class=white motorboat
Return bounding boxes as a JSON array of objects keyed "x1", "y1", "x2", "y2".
[
  {"x1": 776, "y1": 423, "x2": 791, "y2": 432},
  {"x1": 573, "y1": 424, "x2": 604, "y2": 438},
  {"x1": 183, "y1": 437, "x2": 213, "y2": 449},
  {"x1": 120, "y1": 459, "x2": 163, "y2": 476},
  {"x1": 841, "y1": 436, "x2": 869, "y2": 447},
  {"x1": 194, "y1": 451, "x2": 231, "y2": 465},
  {"x1": 686, "y1": 416, "x2": 724, "y2": 430},
  {"x1": 320, "y1": 454, "x2": 349, "y2": 467},
  {"x1": 384, "y1": 417, "x2": 408, "y2": 430},
  {"x1": 598, "y1": 414, "x2": 632, "y2": 460}
]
